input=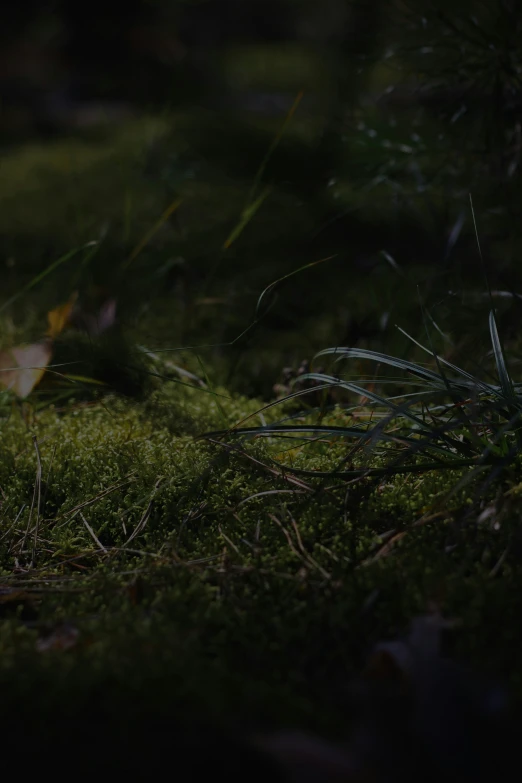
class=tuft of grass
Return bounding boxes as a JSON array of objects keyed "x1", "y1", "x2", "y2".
[{"x1": 209, "y1": 308, "x2": 522, "y2": 496}]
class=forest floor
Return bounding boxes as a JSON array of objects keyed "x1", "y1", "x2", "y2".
[{"x1": 1, "y1": 64, "x2": 522, "y2": 769}]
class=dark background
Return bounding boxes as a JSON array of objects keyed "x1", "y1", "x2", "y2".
[{"x1": 1, "y1": 0, "x2": 522, "y2": 394}]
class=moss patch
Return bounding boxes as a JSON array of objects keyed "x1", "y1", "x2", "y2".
[{"x1": 0, "y1": 361, "x2": 521, "y2": 737}]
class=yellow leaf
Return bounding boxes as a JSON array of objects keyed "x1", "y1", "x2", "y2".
[
  {"x1": 46, "y1": 291, "x2": 78, "y2": 339},
  {"x1": 0, "y1": 341, "x2": 53, "y2": 398}
]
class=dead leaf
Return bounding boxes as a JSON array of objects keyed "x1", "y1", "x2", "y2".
[
  {"x1": 0, "y1": 340, "x2": 53, "y2": 398},
  {"x1": 46, "y1": 291, "x2": 78, "y2": 339},
  {"x1": 0, "y1": 292, "x2": 78, "y2": 398}
]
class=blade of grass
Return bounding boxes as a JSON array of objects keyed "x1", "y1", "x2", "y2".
[
  {"x1": 469, "y1": 193, "x2": 493, "y2": 305},
  {"x1": 255, "y1": 255, "x2": 337, "y2": 319},
  {"x1": 222, "y1": 90, "x2": 304, "y2": 251},
  {"x1": 315, "y1": 346, "x2": 458, "y2": 387},
  {"x1": 223, "y1": 187, "x2": 271, "y2": 250},
  {"x1": 298, "y1": 372, "x2": 439, "y2": 431},
  {"x1": 489, "y1": 310, "x2": 516, "y2": 404},
  {"x1": 393, "y1": 331, "x2": 503, "y2": 398},
  {"x1": 203, "y1": 423, "x2": 457, "y2": 458},
  {"x1": 489, "y1": 309, "x2": 522, "y2": 449},
  {"x1": 260, "y1": 458, "x2": 480, "y2": 479},
  {"x1": 122, "y1": 197, "x2": 182, "y2": 270},
  {"x1": 247, "y1": 89, "x2": 304, "y2": 206},
  {"x1": 417, "y1": 290, "x2": 482, "y2": 453},
  {"x1": 113, "y1": 361, "x2": 231, "y2": 399},
  {"x1": 140, "y1": 255, "x2": 336, "y2": 356},
  {"x1": 224, "y1": 255, "x2": 336, "y2": 386},
  {"x1": 0, "y1": 242, "x2": 98, "y2": 316}
]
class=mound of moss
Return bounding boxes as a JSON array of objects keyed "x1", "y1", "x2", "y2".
[{"x1": 1, "y1": 361, "x2": 522, "y2": 740}]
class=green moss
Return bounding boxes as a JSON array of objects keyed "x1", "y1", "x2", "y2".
[{"x1": 0, "y1": 354, "x2": 520, "y2": 734}]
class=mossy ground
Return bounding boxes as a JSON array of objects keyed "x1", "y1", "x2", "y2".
[
  {"x1": 1, "y1": 360, "x2": 522, "y2": 741},
  {"x1": 2, "y1": 58, "x2": 522, "y2": 745}
]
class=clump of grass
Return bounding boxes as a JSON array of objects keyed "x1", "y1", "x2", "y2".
[{"x1": 211, "y1": 300, "x2": 521, "y2": 472}]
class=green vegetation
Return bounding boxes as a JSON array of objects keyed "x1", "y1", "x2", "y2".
[
  {"x1": 2, "y1": 281, "x2": 522, "y2": 738},
  {"x1": 2, "y1": 348, "x2": 522, "y2": 730},
  {"x1": 2, "y1": 1, "x2": 522, "y2": 754}
]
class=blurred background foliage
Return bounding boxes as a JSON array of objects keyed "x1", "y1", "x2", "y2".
[{"x1": 1, "y1": 0, "x2": 522, "y2": 397}]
